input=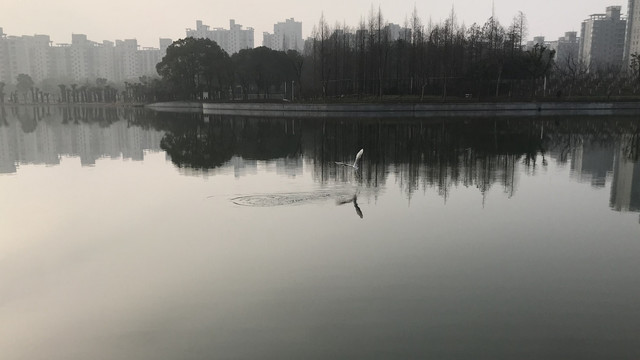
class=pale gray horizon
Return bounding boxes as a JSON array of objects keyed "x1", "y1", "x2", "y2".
[{"x1": 1, "y1": 0, "x2": 626, "y2": 48}]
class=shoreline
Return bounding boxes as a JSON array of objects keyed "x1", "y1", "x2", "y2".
[
  {"x1": 146, "y1": 101, "x2": 640, "y2": 118},
  {"x1": 0, "y1": 102, "x2": 145, "y2": 108}
]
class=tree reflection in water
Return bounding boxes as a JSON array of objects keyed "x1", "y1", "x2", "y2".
[
  {"x1": 148, "y1": 114, "x2": 635, "y2": 189},
  {"x1": 1, "y1": 106, "x2": 638, "y2": 213},
  {"x1": 145, "y1": 112, "x2": 640, "y2": 213}
]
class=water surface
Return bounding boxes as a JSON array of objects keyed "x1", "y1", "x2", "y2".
[{"x1": 1, "y1": 106, "x2": 639, "y2": 359}]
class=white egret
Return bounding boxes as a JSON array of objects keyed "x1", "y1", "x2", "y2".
[{"x1": 335, "y1": 148, "x2": 364, "y2": 169}]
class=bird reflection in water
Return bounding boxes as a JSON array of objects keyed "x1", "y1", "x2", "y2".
[{"x1": 337, "y1": 194, "x2": 363, "y2": 219}]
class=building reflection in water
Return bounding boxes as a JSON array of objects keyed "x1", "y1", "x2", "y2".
[
  {"x1": 0, "y1": 105, "x2": 165, "y2": 173},
  {"x1": 611, "y1": 135, "x2": 640, "y2": 213},
  {"x1": 1, "y1": 106, "x2": 639, "y2": 218}
]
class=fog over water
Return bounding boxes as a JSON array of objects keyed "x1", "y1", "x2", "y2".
[{"x1": 1, "y1": 106, "x2": 639, "y2": 359}]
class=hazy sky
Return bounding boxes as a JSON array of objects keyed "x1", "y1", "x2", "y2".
[{"x1": 1, "y1": 0, "x2": 626, "y2": 48}]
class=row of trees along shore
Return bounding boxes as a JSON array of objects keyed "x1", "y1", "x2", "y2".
[
  {"x1": 4, "y1": 7, "x2": 640, "y2": 104},
  {"x1": 0, "y1": 76, "x2": 146, "y2": 104},
  {"x1": 153, "y1": 7, "x2": 640, "y2": 102},
  {"x1": 154, "y1": 8, "x2": 556, "y2": 102}
]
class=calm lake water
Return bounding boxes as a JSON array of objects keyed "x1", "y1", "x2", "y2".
[{"x1": 1, "y1": 105, "x2": 639, "y2": 360}]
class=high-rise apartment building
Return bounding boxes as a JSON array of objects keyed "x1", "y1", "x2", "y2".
[
  {"x1": 95, "y1": 41, "x2": 116, "y2": 80},
  {"x1": 262, "y1": 33, "x2": 275, "y2": 50},
  {"x1": 263, "y1": 18, "x2": 303, "y2": 52},
  {"x1": 115, "y1": 39, "x2": 138, "y2": 81},
  {"x1": 549, "y1": 32, "x2": 580, "y2": 67},
  {"x1": 186, "y1": 20, "x2": 254, "y2": 55},
  {"x1": 70, "y1": 34, "x2": 94, "y2": 81},
  {"x1": 137, "y1": 47, "x2": 164, "y2": 77},
  {"x1": 385, "y1": 23, "x2": 411, "y2": 42},
  {"x1": 49, "y1": 44, "x2": 70, "y2": 80},
  {"x1": 624, "y1": 0, "x2": 640, "y2": 67},
  {"x1": 0, "y1": 28, "x2": 7, "y2": 83},
  {"x1": 30, "y1": 35, "x2": 52, "y2": 82},
  {"x1": 228, "y1": 20, "x2": 254, "y2": 54},
  {"x1": 579, "y1": 6, "x2": 627, "y2": 70},
  {"x1": 0, "y1": 28, "x2": 171, "y2": 85},
  {"x1": 526, "y1": 36, "x2": 548, "y2": 50},
  {"x1": 4, "y1": 36, "x2": 28, "y2": 82},
  {"x1": 0, "y1": 34, "x2": 53, "y2": 84},
  {"x1": 159, "y1": 38, "x2": 173, "y2": 55}
]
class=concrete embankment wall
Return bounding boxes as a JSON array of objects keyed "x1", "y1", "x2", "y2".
[
  {"x1": 146, "y1": 101, "x2": 203, "y2": 113},
  {"x1": 147, "y1": 101, "x2": 640, "y2": 117}
]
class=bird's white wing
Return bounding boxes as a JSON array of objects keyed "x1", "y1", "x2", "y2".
[{"x1": 353, "y1": 149, "x2": 364, "y2": 167}]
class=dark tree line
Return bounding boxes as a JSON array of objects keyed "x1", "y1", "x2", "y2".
[
  {"x1": 134, "y1": 7, "x2": 640, "y2": 103},
  {"x1": 149, "y1": 8, "x2": 557, "y2": 102},
  {"x1": 1, "y1": 75, "x2": 126, "y2": 104},
  {"x1": 2, "y1": 74, "x2": 53, "y2": 104},
  {"x1": 301, "y1": 7, "x2": 556, "y2": 100},
  {"x1": 56, "y1": 78, "x2": 121, "y2": 104},
  {"x1": 302, "y1": 8, "x2": 640, "y2": 100},
  {"x1": 156, "y1": 37, "x2": 232, "y2": 101},
  {"x1": 154, "y1": 37, "x2": 302, "y2": 101},
  {"x1": 53, "y1": 77, "x2": 167, "y2": 104}
]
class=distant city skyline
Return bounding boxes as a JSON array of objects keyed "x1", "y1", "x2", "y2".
[{"x1": 1, "y1": 0, "x2": 626, "y2": 48}]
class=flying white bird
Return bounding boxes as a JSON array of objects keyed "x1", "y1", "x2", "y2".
[{"x1": 335, "y1": 149, "x2": 364, "y2": 169}]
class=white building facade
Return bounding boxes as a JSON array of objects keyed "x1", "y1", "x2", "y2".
[
  {"x1": 579, "y1": 6, "x2": 627, "y2": 70},
  {"x1": 549, "y1": 32, "x2": 580, "y2": 68},
  {"x1": 0, "y1": 33, "x2": 52, "y2": 84},
  {"x1": 624, "y1": 0, "x2": 640, "y2": 68},
  {"x1": 263, "y1": 18, "x2": 303, "y2": 52},
  {"x1": 0, "y1": 28, "x2": 171, "y2": 85},
  {"x1": 186, "y1": 20, "x2": 254, "y2": 55}
]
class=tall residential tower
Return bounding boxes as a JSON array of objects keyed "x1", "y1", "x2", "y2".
[
  {"x1": 186, "y1": 20, "x2": 254, "y2": 55},
  {"x1": 579, "y1": 6, "x2": 627, "y2": 70},
  {"x1": 624, "y1": 0, "x2": 640, "y2": 68},
  {"x1": 263, "y1": 18, "x2": 303, "y2": 52}
]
